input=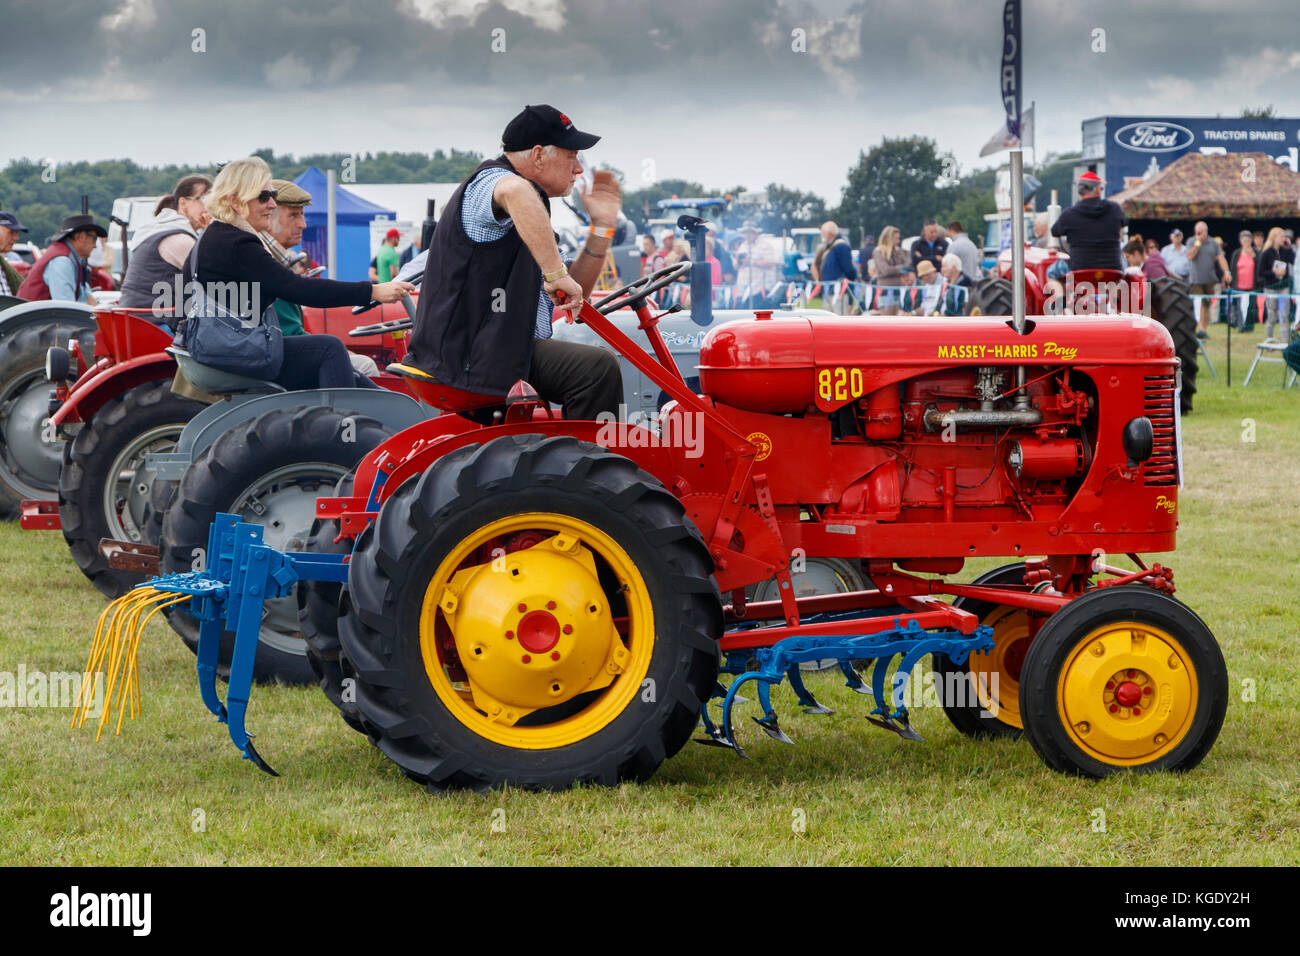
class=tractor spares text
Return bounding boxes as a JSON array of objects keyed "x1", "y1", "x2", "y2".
[{"x1": 77, "y1": 260, "x2": 1226, "y2": 792}]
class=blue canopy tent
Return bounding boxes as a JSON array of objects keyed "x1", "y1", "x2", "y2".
[{"x1": 293, "y1": 166, "x2": 397, "y2": 282}]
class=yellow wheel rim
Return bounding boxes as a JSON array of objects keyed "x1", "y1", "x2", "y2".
[
  {"x1": 968, "y1": 606, "x2": 1029, "y2": 729},
  {"x1": 1057, "y1": 621, "x2": 1198, "y2": 765},
  {"x1": 418, "y1": 512, "x2": 654, "y2": 750}
]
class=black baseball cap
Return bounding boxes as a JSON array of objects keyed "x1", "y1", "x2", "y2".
[
  {"x1": 0, "y1": 211, "x2": 28, "y2": 232},
  {"x1": 502, "y1": 105, "x2": 600, "y2": 152}
]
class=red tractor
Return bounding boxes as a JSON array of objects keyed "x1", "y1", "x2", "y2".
[{"x1": 121, "y1": 263, "x2": 1225, "y2": 788}]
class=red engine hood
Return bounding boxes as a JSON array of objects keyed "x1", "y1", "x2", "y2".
[{"x1": 699, "y1": 314, "x2": 1176, "y2": 413}]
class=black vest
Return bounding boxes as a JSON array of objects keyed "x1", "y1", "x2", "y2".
[{"x1": 407, "y1": 156, "x2": 550, "y2": 394}]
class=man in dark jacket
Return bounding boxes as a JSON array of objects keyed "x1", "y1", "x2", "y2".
[
  {"x1": 406, "y1": 105, "x2": 623, "y2": 420},
  {"x1": 1050, "y1": 171, "x2": 1125, "y2": 271},
  {"x1": 910, "y1": 219, "x2": 948, "y2": 271}
]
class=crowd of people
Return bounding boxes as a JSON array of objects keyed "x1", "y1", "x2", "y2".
[{"x1": 1144, "y1": 222, "x2": 1297, "y2": 339}]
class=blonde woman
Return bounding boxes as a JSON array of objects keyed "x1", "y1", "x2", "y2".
[
  {"x1": 871, "y1": 225, "x2": 909, "y2": 287},
  {"x1": 184, "y1": 157, "x2": 413, "y2": 388},
  {"x1": 1257, "y1": 226, "x2": 1294, "y2": 337}
]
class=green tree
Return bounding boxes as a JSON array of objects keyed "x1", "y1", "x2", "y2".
[
  {"x1": 622, "y1": 179, "x2": 707, "y2": 230},
  {"x1": 1035, "y1": 151, "x2": 1082, "y2": 208},
  {"x1": 1241, "y1": 105, "x2": 1276, "y2": 119},
  {"x1": 836, "y1": 136, "x2": 957, "y2": 241},
  {"x1": 754, "y1": 184, "x2": 827, "y2": 234}
]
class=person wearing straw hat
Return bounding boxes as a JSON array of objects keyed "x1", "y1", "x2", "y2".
[
  {"x1": 17, "y1": 212, "x2": 108, "y2": 303},
  {"x1": 1049, "y1": 170, "x2": 1125, "y2": 272}
]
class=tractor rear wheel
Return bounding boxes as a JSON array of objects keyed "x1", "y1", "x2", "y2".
[
  {"x1": 933, "y1": 563, "x2": 1034, "y2": 739},
  {"x1": 1018, "y1": 585, "x2": 1226, "y2": 777},
  {"x1": 0, "y1": 323, "x2": 95, "y2": 516},
  {"x1": 967, "y1": 277, "x2": 1013, "y2": 316},
  {"x1": 59, "y1": 379, "x2": 206, "y2": 597},
  {"x1": 338, "y1": 433, "x2": 721, "y2": 792},
  {"x1": 1148, "y1": 276, "x2": 1198, "y2": 413},
  {"x1": 297, "y1": 471, "x2": 367, "y2": 733},
  {"x1": 161, "y1": 405, "x2": 392, "y2": 685}
]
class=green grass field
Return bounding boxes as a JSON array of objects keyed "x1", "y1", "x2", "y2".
[{"x1": 2, "y1": 329, "x2": 1298, "y2": 865}]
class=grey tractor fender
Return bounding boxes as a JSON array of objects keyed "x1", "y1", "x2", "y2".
[
  {"x1": 0, "y1": 300, "x2": 97, "y2": 342},
  {"x1": 149, "y1": 387, "x2": 431, "y2": 480}
]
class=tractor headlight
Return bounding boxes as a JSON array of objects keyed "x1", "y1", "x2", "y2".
[
  {"x1": 1122, "y1": 416, "x2": 1154, "y2": 468},
  {"x1": 45, "y1": 346, "x2": 70, "y2": 383}
]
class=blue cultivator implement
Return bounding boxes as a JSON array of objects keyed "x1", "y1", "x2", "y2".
[{"x1": 79, "y1": 512, "x2": 996, "y2": 775}]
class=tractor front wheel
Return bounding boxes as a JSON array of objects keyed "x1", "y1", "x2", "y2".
[
  {"x1": 338, "y1": 433, "x2": 721, "y2": 791},
  {"x1": 1018, "y1": 585, "x2": 1227, "y2": 777}
]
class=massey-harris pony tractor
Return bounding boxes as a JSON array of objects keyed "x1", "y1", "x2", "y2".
[{"x1": 84, "y1": 240, "x2": 1227, "y2": 788}]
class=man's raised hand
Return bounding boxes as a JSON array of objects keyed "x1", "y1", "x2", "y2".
[{"x1": 583, "y1": 170, "x2": 622, "y2": 229}]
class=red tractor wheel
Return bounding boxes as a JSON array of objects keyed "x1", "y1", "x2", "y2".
[
  {"x1": 337, "y1": 433, "x2": 721, "y2": 791},
  {"x1": 1018, "y1": 585, "x2": 1227, "y2": 777},
  {"x1": 932, "y1": 563, "x2": 1034, "y2": 738}
]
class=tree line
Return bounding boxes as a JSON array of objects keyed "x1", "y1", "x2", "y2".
[{"x1": 1, "y1": 138, "x2": 1080, "y2": 249}]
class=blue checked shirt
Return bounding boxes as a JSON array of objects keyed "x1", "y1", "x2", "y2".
[{"x1": 461, "y1": 166, "x2": 554, "y2": 339}]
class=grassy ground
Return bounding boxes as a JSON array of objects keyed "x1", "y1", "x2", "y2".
[{"x1": 1, "y1": 327, "x2": 1298, "y2": 865}]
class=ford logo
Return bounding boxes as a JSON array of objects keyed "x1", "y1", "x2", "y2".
[{"x1": 1115, "y1": 121, "x2": 1195, "y2": 153}]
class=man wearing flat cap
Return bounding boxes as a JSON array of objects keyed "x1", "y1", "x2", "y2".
[
  {"x1": 18, "y1": 212, "x2": 107, "y2": 303},
  {"x1": 407, "y1": 104, "x2": 624, "y2": 420}
]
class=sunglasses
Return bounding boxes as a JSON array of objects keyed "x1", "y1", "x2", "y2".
[{"x1": 252, "y1": 189, "x2": 278, "y2": 204}]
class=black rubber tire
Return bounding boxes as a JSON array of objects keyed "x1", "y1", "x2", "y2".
[
  {"x1": 160, "y1": 405, "x2": 392, "y2": 685},
  {"x1": 296, "y1": 471, "x2": 367, "y2": 733},
  {"x1": 933, "y1": 563, "x2": 1032, "y2": 739},
  {"x1": 59, "y1": 379, "x2": 205, "y2": 597},
  {"x1": 1018, "y1": 585, "x2": 1227, "y2": 777},
  {"x1": 1148, "y1": 276, "x2": 1198, "y2": 413},
  {"x1": 967, "y1": 277, "x2": 1013, "y2": 316},
  {"x1": 0, "y1": 322, "x2": 95, "y2": 517},
  {"x1": 338, "y1": 433, "x2": 722, "y2": 792}
]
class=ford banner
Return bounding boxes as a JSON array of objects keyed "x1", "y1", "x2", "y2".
[{"x1": 1001, "y1": 1, "x2": 1021, "y2": 138}]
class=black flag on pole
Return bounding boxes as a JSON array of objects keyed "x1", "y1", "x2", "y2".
[{"x1": 1001, "y1": 0, "x2": 1021, "y2": 138}]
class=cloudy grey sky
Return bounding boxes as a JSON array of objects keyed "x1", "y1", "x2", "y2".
[{"x1": 2, "y1": 0, "x2": 1296, "y2": 201}]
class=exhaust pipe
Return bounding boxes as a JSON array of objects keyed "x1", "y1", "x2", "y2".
[
  {"x1": 1009, "y1": 149, "x2": 1030, "y2": 411},
  {"x1": 924, "y1": 407, "x2": 1043, "y2": 431}
]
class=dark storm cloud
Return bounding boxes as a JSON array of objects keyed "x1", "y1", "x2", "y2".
[{"x1": 2, "y1": 0, "x2": 1286, "y2": 106}]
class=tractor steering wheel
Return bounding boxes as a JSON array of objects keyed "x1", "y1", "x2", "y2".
[{"x1": 592, "y1": 261, "x2": 691, "y2": 315}]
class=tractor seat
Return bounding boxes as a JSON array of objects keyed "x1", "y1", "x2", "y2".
[
  {"x1": 387, "y1": 362, "x2": 505, "y2": 414},
  {"x1": 166, "y1": 347, "x2": 285, "y2": 394}
]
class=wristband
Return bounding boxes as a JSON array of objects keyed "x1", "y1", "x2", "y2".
[
  {"x1": 588, "y1": 225, "x2": 615, "y2": 240},
  {"x1": 582, "y1": 246, "x2": 604, "y2": 259},
  {"x1": 542, "y1": 265, "x2": 568, "y2": 283}
]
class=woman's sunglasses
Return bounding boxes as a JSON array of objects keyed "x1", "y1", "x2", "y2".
[{"x1": 252, "y1": 189, "x2": 278, "y2": 204}]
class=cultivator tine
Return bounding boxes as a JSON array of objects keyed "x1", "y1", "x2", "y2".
[
  {"x1": 751, "y1": 682, "x2": 794, "y2": 745},
  {"x1": 752, "y1": 714, "x2": 793, "y2": 744},
  {"x1": 839, "y1": 661, "x2": 871, "y2": 694},
  {"x1": 695, "y1": 703, "x2": 736, "y2": 749},
  {"x1": 195, "y1": 616, "x2": 226, "y2": 722},
  {"x1": 787, "y1": 665, "x2": 834, "y2": 715},
  {"x1": 863, "y1": 712, "x2": 923, "y2": 742}
]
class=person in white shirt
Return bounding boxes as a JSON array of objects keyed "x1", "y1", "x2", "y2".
[{"x1": 1160, "y1": 228, "x2": 1191, "y2": 280}]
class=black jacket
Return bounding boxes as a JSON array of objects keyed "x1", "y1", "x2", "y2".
[
  {"x1": 1257, "y1": 246, "x2": 1294, "y2": 289},
  {"x1": 910, "y1": 236, "x2": 948, "y2": 270},
  {"x1": 1050, "y1": 197, "x2": 1126, "y2": 271},
  {"x1": 182, "y1": 220, "x2": 371, "y2": 316},
  {"x1": 406, "y1": 156, "x2": 550, "y2": 394}
]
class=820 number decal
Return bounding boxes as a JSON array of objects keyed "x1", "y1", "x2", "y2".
[{"x1": 817, "y1": 366, "x2": 864, "y2": 402}]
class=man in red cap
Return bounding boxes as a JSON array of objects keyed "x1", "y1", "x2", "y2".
[
  {"x1": 407, "y1": 104, "x2": 623, "y2": 420},
  {"x1": 376, "y1": 227, "x2": 402, "y2": 283},
  {"x1": 1050, "y1": 170, "x2": 1126, "y2": 272}
]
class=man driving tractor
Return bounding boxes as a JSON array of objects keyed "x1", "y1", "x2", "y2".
[
  {"x1": 1050, "y1": 170, "x2": 1126, "y2": 272},
  {"x1": 406, "y1": 104, "x2": 624, "y2": 420}
]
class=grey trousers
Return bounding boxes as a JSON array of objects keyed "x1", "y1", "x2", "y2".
[{"x1": 528, "y1": 338, "x2": 623, "y2": 421}]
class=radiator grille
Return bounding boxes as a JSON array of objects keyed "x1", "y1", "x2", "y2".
[{"x1": 1141, "y1": 374, "x2": 1178, "y2": 486}]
